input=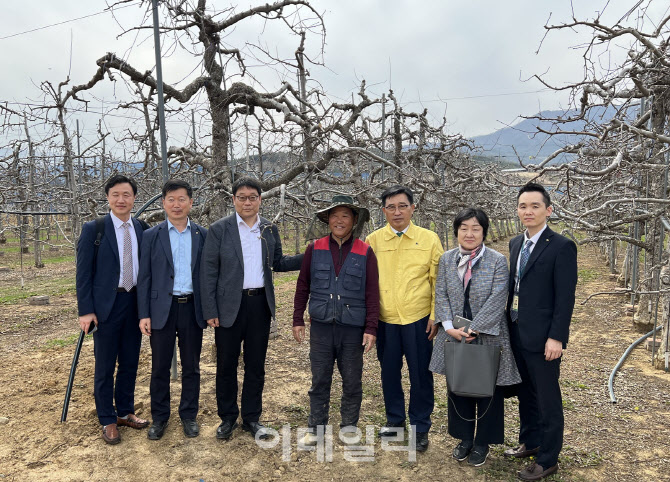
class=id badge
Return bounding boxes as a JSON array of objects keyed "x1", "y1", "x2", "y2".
[{"x1": 512, "y1": 295, "x2": 519, "y2": 311}]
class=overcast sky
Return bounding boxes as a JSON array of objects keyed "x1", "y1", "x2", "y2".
[{"x1": 1, "y1": 0, "x2": 665, "y2": 149}]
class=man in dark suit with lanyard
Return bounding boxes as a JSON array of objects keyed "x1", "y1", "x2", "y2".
[
  {"x1": 201, "y1": 177, "x2": 303, "y2": 441},
  {"x1": 505, "y1": 182, "x2": 578, "y2": 480},
  {"x1": 137, "y1": 180, "x2": 207, "y2": 440},
  {"x1": 76, "y1": 174, "x2": 150, "y2": 444}
]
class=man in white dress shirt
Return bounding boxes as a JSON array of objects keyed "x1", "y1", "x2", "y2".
[
  {"x1": 200, "y1": 177, "x2": 303, "y2": 441},
  {"x1": 75, "y1": 174, "x2": 150, "y2": 444}
]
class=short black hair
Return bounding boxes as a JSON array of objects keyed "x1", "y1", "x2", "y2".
[
  {"x1": 518, "y1": 182, "x2": 551, "y2": 207},
  {"x1": 453, "y1": 207, "x2": 489, "y2": 240},
  {"x1": 380, "y1": 185, "x2": 414, "y2": 206},
  {"x1": 232, "y1": 177, "x2": 262, "y2": 197},
  {"x1": 105, "y1": 174, "x2": 137, "y2": 195},
  {"x1": 162, "y1": 179, "x2": 192, "y2": 198}
]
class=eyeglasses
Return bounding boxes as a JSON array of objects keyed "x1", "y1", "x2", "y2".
[
  {"x1": 235, "y1": 195, "x2": 259, "y2": 202},
  {"x1": 383, "y1": 204, "x2": 410, "y2": 212}
]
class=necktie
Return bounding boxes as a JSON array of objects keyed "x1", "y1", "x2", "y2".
[
  {"x1": 518, "y1": 239, "x2": 533, "y2": 280},
  {"x1": 121, "y1": 222, "x2": 134, "y2": 291},
  {"x1": 397, "y1": 232, "x2": 403, "y2": 237},
  {"x1": 511, "y1": 239, "x2": 532, "y2": 322}
]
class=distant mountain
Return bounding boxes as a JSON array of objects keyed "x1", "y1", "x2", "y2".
[{"x1": 471, "y1": 105, "x2": 626, "y2": 164}]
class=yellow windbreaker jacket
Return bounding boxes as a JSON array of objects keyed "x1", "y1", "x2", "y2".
[{"x1": 365, "y1": 222, "x2": 444, "y2": 325}]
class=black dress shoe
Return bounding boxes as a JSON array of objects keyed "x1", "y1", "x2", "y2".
[
  {"x1": 379, "y1": 422, "x2": 405, "y2": 438},
  {"x1": 182, "y1": 419, "x2": 199, "y2": 438},
  {"x1": 147, "y1": 420, "x2": 169, "y2": 440},
  {"x1": 414, "y1": 431, "x2": 429, "y2": 452},
  {"x1": 242, "y1": 421, "x2": 270, "y2": 440},
  {"x1": 216, "y1": 420, "x2": 238, "y2": 440}
]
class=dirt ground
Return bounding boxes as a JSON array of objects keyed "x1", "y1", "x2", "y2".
[{"x1": 0, "y1": 236, "x2": 669, "y2": 482}]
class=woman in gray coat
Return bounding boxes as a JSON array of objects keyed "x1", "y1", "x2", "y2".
[{"x1": 429, "y1": 208, "x2": 520, "y2": 467}]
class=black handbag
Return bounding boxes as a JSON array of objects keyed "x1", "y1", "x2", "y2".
[{"x1": 444, "y1": 337, "x2": 501, "y2": 398}]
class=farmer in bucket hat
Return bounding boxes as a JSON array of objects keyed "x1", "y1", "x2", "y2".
[{"x1": 292, "y1": 195, "x2": 379, "y2": 445}]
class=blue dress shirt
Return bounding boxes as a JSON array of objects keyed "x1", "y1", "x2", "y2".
[{"x1": 168, "y1": 219, "x2": 193, "y2": 295}]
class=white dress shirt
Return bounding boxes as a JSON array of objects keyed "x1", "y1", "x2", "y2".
[
  {"x1": 110, "y1": 212, "x2": 139, "y2": 288},
  {"x1": 514, "y1": 223, "x2": 548, "y2": 286},
  {"x1": 236, "y1": 213, "x2": 264, "y2": 289}
]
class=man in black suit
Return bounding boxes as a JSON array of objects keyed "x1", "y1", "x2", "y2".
[
  {"x1": 76, "y1": 174, "x2": 150, "y2": 444},
  {"x1": 200, "y1": 177, "x2": 303, "y2": 440},
  {"x1": 504, "y1": 183, "x2": 578, "y2": 481},
  {"x1": 137, "y1": 180, "x2": 207, "y2": 440}
]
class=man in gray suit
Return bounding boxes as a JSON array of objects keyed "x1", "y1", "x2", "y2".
[
  {"x1": 201, "y1": 177, "x2": 303, "y2": 440},
  {"x1": 137, "y1": 179, "x2": 207, "y2": 440}
]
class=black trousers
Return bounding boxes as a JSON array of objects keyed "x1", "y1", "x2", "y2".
[
  {"x1": 308, "y1": 321, "x2": 365, "y2": 428},
  {"x1": 376, "y1": 316, "x2": 434, "y2": 432},
  {"x1": 93, "y1": 291, "x2": 142, "y2": 426},
  {"x1": 215, "y1": 292, "x2": 271, "y2": 423},
  {"x1": 510, "y1": 323, "x2": 564, "y2": 468},
  {"x1": 149, "y1": 298, "x2": 203, "y2": 422},
  {"x1": 447, "y1": 386, "x2": 504, "y2": 446}
]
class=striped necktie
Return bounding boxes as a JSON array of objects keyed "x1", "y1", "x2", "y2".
[
  {"x1": 511, "y1": 239, "x2": 533, "y2": 322},
  {"x1": 518, "y1": 239, "x2": 533, "y2": 280}
]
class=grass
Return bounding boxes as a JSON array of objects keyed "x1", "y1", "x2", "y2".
[
  {"x1": 42, "y1": 255, "x2": 75, "y2": 265},
  {"x1": 0, "y1": 247, "x2": 75, "y2": 268},
  {"x1": 275, "y1": 273, "x2": 300, "y2": 286},
  {"x1": 1, "y1": 232, "x2": 56, "y2": 243},
  {"x1": 561, "y1": 379, "x2": 589, "y2": 390},
  {"x1": 283, "y1": 404, "x2": 308, "y2": 417},
  {"x1": 0, "y1": 276, "x2": 76, "y2": 303},
  {"x1": 578, "y1": 268, "x2": 599, "y2": 283},
  {"x1": 0, "y1": 245, "x2": 26, "y2": 254},
  {"x1": 44, "y1": 332, "x2": 87, "y2": 348}
]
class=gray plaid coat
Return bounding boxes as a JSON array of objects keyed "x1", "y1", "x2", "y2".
[{"x1": 428, "y1": 246, "x2": 521, "y2": 386}]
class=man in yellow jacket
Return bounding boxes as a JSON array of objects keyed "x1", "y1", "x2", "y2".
[{"x1": 365, "y1": 185, "x2": 444, "y2": 452}]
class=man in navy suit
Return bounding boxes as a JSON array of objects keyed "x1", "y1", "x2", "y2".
[
  {"x1": 76, "y1": 174, "x2": 150, "y2": 444},
  {"x1": 505, "y1": 183, "x2": 578, "y2": 481},
  {"x1": 200, "y1": 177, "x2": 303, "y2": 441},
  {"x1": 137, "y1": 180, "x2": 207, "y2": 440}
]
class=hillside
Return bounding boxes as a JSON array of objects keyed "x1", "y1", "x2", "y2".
[{"x1": 471, "y1": 105, "x2": 627, "y2": 164}]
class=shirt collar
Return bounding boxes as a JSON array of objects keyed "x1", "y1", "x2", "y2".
[
  {"x1": 386, "y1": 221, "x2": 413, "y2": 239},
  {"x1": 391, "y1": 224, "x2": 409, "y2": 235},
  {"x1": 236, "y1": 212, "x2": 260, "y2": 230},
  {"x1": 167, "y1": 218, "x2": 191, "y2": 233},
  {"x1": 524, "y1": 224, "x2": 547, "y2": 245},
  {"x1": 110, "y1": 212, "x2": 131, "y2": 229}
]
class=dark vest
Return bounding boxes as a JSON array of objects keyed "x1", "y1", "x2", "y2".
[{"x1": 308, "y1": 236, "x2": 368, "y2": 327}]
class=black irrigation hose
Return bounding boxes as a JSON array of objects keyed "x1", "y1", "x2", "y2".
[{"x1": 608, "y1": 326, "x2": 662, "y2": 403}]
